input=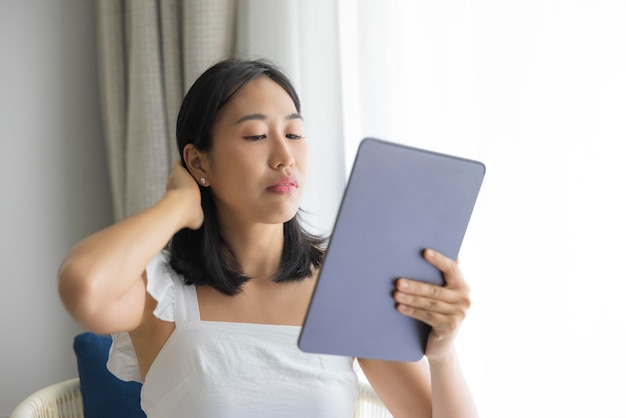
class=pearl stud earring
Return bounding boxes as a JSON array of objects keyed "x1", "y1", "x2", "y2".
[{"x1": 200, "y1": 178, "x2": 206, "y2": 185}]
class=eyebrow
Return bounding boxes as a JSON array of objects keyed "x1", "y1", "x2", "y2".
[{"x1": 234, "y1": 112, "x2": 303, "y2": 124}]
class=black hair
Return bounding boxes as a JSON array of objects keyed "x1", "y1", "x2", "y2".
[{"x1": 168, "y1": 59, "x2": 325, "y2": 296}]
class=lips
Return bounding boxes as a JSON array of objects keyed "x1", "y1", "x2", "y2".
[{"x1": 267, "y1": 176, "x2": 298, "y2": 193}]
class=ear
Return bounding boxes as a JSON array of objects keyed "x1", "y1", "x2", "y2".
[{"x1": 183, "y1": 144, "x2": 211, "y2": 187}]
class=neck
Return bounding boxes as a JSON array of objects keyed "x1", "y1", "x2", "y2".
[{"x1": 219, "y1": 220, "x2": 285, "y2": 282}]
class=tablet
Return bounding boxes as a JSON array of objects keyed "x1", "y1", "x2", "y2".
[{"x1": 298, "y1": 138, "x2": 485, "y2": 362}]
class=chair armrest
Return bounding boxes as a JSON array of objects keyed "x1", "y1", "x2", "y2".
[
  {"x1": 354, "y1": 380, "x2": 392, "y2": 418},
  {"x1": 10, "y1": 378, "x2": 84, "y2": 418}
]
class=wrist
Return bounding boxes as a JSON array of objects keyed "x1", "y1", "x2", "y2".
[
  {"x1": 161, "y1": 189, "x2": 197, "y2": 231},
  {"x1": 427, "y1": 348, "x2": 459, "y2": 371}
]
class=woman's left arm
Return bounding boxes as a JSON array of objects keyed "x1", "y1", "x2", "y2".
[{"x1": 359, "y1": 249, "x2": 478, "y2": 418}]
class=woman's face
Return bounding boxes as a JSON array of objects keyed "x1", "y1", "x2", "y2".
[{"x1": 205, "y1": 75, "x2": 308, "y2": 227}]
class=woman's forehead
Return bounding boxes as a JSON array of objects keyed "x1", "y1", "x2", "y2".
[{"x1": 222, "y1": 76, "x2": 299, "y2": 119}]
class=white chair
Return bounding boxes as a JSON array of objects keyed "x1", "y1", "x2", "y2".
[
  {"x1": 10, "y1": 377, "x2": 391, "y2": 418},
  {"x1": 10, "y1": 379, "x2": 83, "y2": 418},
  {"x1": 354, "y1": 381, "x2": 394, "y2": 418}
]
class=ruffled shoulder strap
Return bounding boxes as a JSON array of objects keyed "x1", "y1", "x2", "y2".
[
  {"x1": 146, "y1": 251, "x2": 176, "y2": 322},
  {"x1": 106, "y1": 332, "x2": 142, "y2": 382},
  {"x1": 106, "y1": 251, "x2": 180, "y2": 383}
]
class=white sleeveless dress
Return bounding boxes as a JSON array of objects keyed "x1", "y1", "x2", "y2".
[{"x1": 107, "y1": 251, "x2": 359, "y2": 418}]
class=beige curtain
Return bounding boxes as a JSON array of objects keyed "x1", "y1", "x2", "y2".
[{"x1": 96, "y1": 0, "x2": 236, "y2": 221}]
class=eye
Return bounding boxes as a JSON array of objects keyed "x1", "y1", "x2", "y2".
[
  {"x1": 243, "y1": 134, "x2": 266, "y2": 141},
  {"x1": 286, "y1": 134, "x2": 304, "y2": 140}
]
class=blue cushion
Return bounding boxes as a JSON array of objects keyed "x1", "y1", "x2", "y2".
[{"x1": 73, "y1": 332, "x2": 146, "y2": 418}]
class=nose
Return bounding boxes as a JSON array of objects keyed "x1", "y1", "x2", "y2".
[{"x1": 270, "y1": 135, "x2": 296, "y2": 169}]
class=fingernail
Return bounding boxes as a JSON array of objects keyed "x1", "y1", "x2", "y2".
[
  {"x1": 399, "y1": 280, "x2": 408, "y2": 289},
  {"x1": 425, "y1": 249, "x2": 434, "y2": 258}
]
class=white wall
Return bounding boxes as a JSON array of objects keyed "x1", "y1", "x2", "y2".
[{"x1": 0, "y1": 1, "x2": 112, "y2": 415}]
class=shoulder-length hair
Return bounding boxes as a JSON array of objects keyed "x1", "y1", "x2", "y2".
[{"x1": 168, "y1": 59, "x2": 324, "y2": 296}]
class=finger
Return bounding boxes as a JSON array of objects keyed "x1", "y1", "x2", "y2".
[
  {"x1": 396, "y1": 305, "x2": 463, "y2": 336},
  {"x1": 424, "y1": 249, "x2": 456, "y2": 274},
  {"x1": 396, "y1": 279, "x2": 463, "y2": 304},
  {"x1": 394, "y1": 291, "x2": 461, "y2": 315},
  {"x1": 423, "y1": 249, "x2": 467, "y2": 289}
]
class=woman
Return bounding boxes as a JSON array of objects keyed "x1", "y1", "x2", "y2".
[{"x1": 58, "y1": 59, "x2": 478, "y2": 418}]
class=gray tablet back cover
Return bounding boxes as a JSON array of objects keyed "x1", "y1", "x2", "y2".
[{"x1": 298, "y1": 138, "x2": 485, "y2": 362}]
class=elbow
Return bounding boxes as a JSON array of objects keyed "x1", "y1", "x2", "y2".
[
  {"x1": 57, "y1": 260, "x2": 108, "y2": 332},
  {"x1": 57, "y1": 258, "x2": 145, "y2": 334}
]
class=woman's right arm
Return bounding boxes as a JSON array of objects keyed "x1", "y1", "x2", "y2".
[{"x1": 58, "y1": 162, "x2": 203, "y2": 334}]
